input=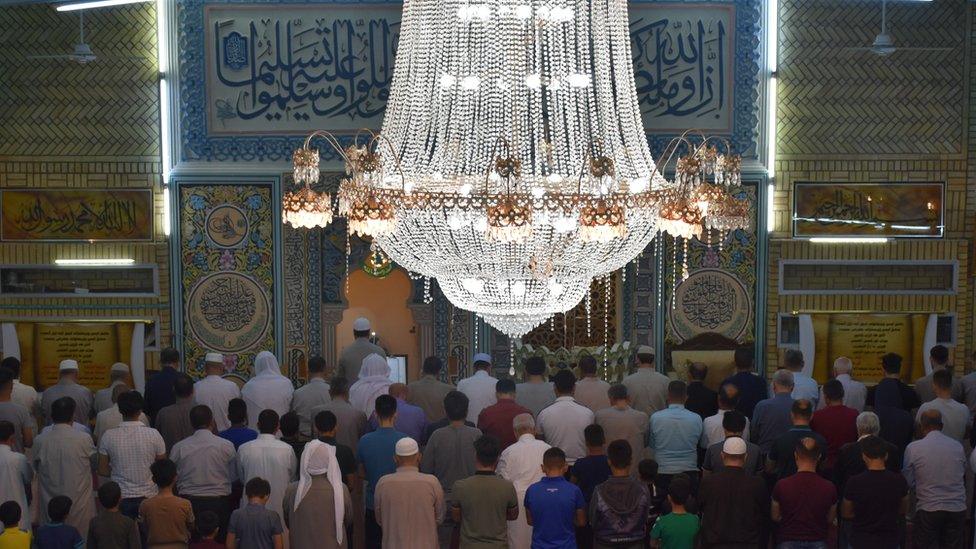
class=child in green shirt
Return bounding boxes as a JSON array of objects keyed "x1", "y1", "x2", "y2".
[{"x1": 650, "y1": 476, "x2": 699, "y2": 549}]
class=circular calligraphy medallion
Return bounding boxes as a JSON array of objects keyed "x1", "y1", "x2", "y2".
[
  {"x1": 669, "y1": 268, "x2": 751, "y2": 343},
  {"x1": 186, "y1": 272, "x2": 270, "y2": 353},
  {"x1": 205, "y1": 204, "x2": 249, "y2": 248}
]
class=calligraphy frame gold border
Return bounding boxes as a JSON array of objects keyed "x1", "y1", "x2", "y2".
[
  {"x1": 792, "y1": 181, "x2": 945, "y2": 239},
  {"x1": 0, "y1": 188, "x2": 155, "y2": 242}
]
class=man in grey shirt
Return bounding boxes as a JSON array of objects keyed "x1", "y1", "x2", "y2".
[
  {"x1": 309, "y1": 378, "x2": 367, "y2": 451},
  {"x1": 94, "y1": 363, "x2": 130, "y2": 413},
  {"x1": 515, "y1": 356, "x2": 555, "y2": 417},
  {"x1": 914, "y1": 345, "x2": 962, "y2": 404},
  {"x1": 903, "y1": 409, "x2": 967, "y2": 548},
  {"x1": 702, "y1": 410, "x2": 761, "y2": 475},
  {"x1": 621, "y1": 346, "x2": 671, "y2": 416},
  {"x1": 291, "y1": 356, "x2": 332, "y2": 436},
  {"x1": 421, "y1": 391, "x2": 482, "y2": 497},
  {"x1": 751, "y1": 369, "x2": 795, "y2": 453},
  {"x1": 41, "y1": 359, "x2": 94, "y2": 426},
  {"x1": 0, "y1": 368, "x2": 33, "y2": 452},
  {"x1": 337, "y1": 317, "x2": 386, "y2": 383},
  {"x1": 408, "y1": 356, "x2": 455, "y2": 422},
  {"x1": 594, "y1": 384, "x2": 648, "y2": 473}
]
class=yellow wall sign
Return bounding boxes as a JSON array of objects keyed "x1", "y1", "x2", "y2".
[
  {"x1": 0, "y1": 189, "x2": 154, "y2": 241},
  {"x1": 15, "y1": 323, "x2": 134, "y2": 391},
  {"x1": 810, "y1": 313, "x2": 928, "y2": 383}
]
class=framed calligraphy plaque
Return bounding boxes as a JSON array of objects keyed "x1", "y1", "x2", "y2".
[
  {"x1": 0, "y1": 189, "x2": 154, "y2": 242},
  {"x1": 204, "y1": 4, "x2": 401, "y2": 135},
  {"x1": 793, "y1": 182, "x2": 945, "y2": 238}
]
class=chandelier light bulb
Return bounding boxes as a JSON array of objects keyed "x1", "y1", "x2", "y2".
[
  {"x1": 461, "y1": 277, "x2": 485, "y2": 294},
  {"x1": 514, "y1": 4, "x2": 532, "y2": 19},
  {"x1": 524, "y1": 73, "x2": 542, "y2": 89},
  {"x1": 461, "y1": 76, "x2": 481, "y2": 90},
  {"x1": 511, "y1": 280, "x2": 527, "y2": 298},
  {"x1": 438, "y1": 74, "x2": 456, "y2": 89}
]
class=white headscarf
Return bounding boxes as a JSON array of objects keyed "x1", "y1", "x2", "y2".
[
  {"x1": 242, "y1": 351, "x2": 295, "y2": 427},
  {"x1": 294, "y1": 439, "x2": 344, "y2": 545},
  {"x1": 349, "y1": 353, "x2": 392, "y2": 416}
]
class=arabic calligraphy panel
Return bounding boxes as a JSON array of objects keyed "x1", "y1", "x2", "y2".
[
  {"x1": 204, "y1": 5, "x2": 401, "y2": 134},
  {"x1": 670, "y1": 268, "x2": 750, "y2": 341},
  {"x1": 0, "y1": 189, "x2": 153, "y2": 242},
  {"x1": 631, "y1": 4, "x2": 734, "y2": 133},
  {"x1": 793, "y1": 182, "x2": 945, "y2": 238}
]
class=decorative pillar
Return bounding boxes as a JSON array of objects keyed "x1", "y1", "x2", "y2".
[
  {"x1": 408, "y1": 303, "x2": 435, "y2": 371},
  {"x1": 321, "y1": 304, "x2": 346, "y2": 368}
]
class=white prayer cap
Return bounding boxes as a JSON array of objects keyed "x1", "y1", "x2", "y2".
[
  {"x1": 395, "y1": 437, "x2": 419, "y2": 457},
  {"x1": 636, "y1": 345, "x2": 654, "y2": 355},
  {"x1": 205, "y1": 352, "x2": 224, "y2": 364},
  {"x1": 110, "y1": 362, "x2": 129, "y2": 373},
  {"x1": 59, "y1": 359, "x2": 79, "y2": 372},
  {"x1": 722, "y1": 436, "x2": 747, "y2": 455},
  {"x1": 473, "y1": 353, "x2": 492, "y2": 364},
  {"x1": 354, "y1": 317, "x2": 371, "y2": 331}
]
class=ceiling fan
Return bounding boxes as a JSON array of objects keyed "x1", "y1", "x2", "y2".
[
  {"x1": 846, "y1": 0, "x2": 953, "y2": 57},
  {"x1": 26, "y1": 11, "x2": 145, "y2": 64}
]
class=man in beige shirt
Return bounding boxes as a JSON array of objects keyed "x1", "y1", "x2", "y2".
[
  {"x1": 337, "y1": 317, "x2": 386, "y2": 383},
  {"x1": 621, "y1": 346, "x2": 670, "y2": 416},
  {"x1": 594, "y1": 384, "x2": 649, "y2": 473},
  {"x1": 574, "y1": 356, "x2": 611, "y2": 412},
  {"x1": 407, "y1": 357, "x2": 455, "y2": 422},
  {"x1": 374, "y1": 437, "x2": 445, "y2": 549}
]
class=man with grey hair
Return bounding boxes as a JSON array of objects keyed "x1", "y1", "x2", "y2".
[
  {"x1": 779, "y1": 349, "x2": 819, "y2": 407},
  {"x1": 751, "y1": 369, "x2": 795, "y2": 453},
  {"x1": 94, "y1": 362, "x2": 131, "y2": 413},
  {"x1": 833, "y1": 411, "x2": 900, "y2": 494},
  {"x1": 817, "y1": 357, "x2": 867, "y2": 412},
  {"x1": 497, "y1": 413, "x2": 550, "y2": 548}
]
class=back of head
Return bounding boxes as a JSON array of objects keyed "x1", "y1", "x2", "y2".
[
  {"x1": 667, "y1": 476, "x2": 692, "y2": 506},
  {"x1": 772, "y1": 369, "x2": 795, "y2": 391},
  {"x1": 524, "y1": 356, "x2": 547, "y2": 376},
  {"x1": 0, "y1": 367, "x2": 13, "y2": 391},
  {"x1": 930, "y1": 344, "x2": 949, "y2": 367},
  {"x1": 733, "y1": 345, "x2": 754, "y2": 371},
  {"x1": 161, "y1": 347, "x2": 180, "y2": 367},
  {"x1": 859, "y1": 435, "x2": 888, "y2": 460},
  {"x1": 329, "y1": 377, "x2": 350, "y2": 398},
  {"x1": 443, "y1": 390, "x2": 469, "y2": 421},
  {"x1": 388, "y1": 383, "x2": 408, "y2": 399},
  {"x1": 606, "y1": 439, "x2": 632, "y2": 470},
  {"x1": 542, "y1": 447, "x2": 567, "y2": 470},
  {"x1": 881, "y1": 353, "x2": 903, "y2": 375},
  {"x1": 636, "y1": 349, "x2": 655, "y2": 366},
  {"x1": 689, "y1": 363, "x2": 708, "y2": 382},
  {"x1": 51, "y1": 396, "x2": 76, "y2": 424},
  {"x1": 196, "y1": 510, "x2": 220, "y2": 539},
  {"x1": 552, "y1": 369, "x2": 576, "y2": 395},
  {"x1": 245, "y1": 477, "x2": 272, "y2": 499},
  {"x1": 189, "y1": 405, "x2": 213, "y2": 430},
  {"x1": 823, "y1": 379, "x2": 844, "y2": 403},
  {"x1": 97, "y1": 481, "x2": 122, "y2": 510},
  {"x1": 833, "y1": 356, "x2": 853, "y2": 375},
  {"x1": 718, "y1": 383, "x2": 739, "y2": 409},
  {"x1": 474, "y1": 435, "x2": 502, "y2": 466},
  {"x1": 111, "y1": 382, "x2": 129, "y2": 404},
  {"x1": 919, "y1": 409, "x2": 944, "y2": 432},
  {"x1": 174, "y1": 373, "x2": 194, "y2": 399},
  {"x1": 512, "y1": 412, "x2": 535, "y2": 434},
  {"x1": 933, "y1": 368, "x2": 953, "y2": 391},
  {"x1": 783, "y1": 349, "x2": 804, "y2": 371},
  {"x1": 422, "y1": 356, "x2": 443, "y2": 376},
  {"x1": 722, "y1": 410, "x2": 747, "y2": 434},
  {"x1": 584, "y1": 424, "x2": 605, "y2": 447},
  {"x1": 315, "y1": 410, "x2": 338, "y2": 434},
  {"x1": 279, "y1": 411, "x2": 300, "y2": 437},
  {"x1": 308, "y1": 356, "x2": 327, "y2": 375},
  {"x1": 47, "y1": 495, "x2": 72, "y2": 523},
  {"x1": 496, "y1": 378, "x2": 516, "y2": 395},
  {"x1": 375, "y1": 394, "x2": 398, "y2": 420},
  {"x1": 794, "y1": 436, "x2": 821, "y2": 464},
  {"x1": 855, "y1": 411, "x2": 880, "y2": 436},
  {"x1": 0, "y1": 420, "x2": 14, "y2": 443},
  {"x1": 0, "y1": 357, "x2": 20, "y2": 379},
  {"x1": 607, "y1": 383, "x2": 628, "y2": 402},
  {"x1": 637, "y1": 458, "x2": 658, "y2": 482},
  {"x1": 257, "y1": 409, "x2": 279, "y2": 434},
  {"x1": 117, "y1": 391, "x2": 144, "y2": 419},
  {"x1": 0, "y1": 500, "x2": 20, "y2": 529},
  {"x1": 791, "y1": 399, "x2": 813, "y2": 422},
  {"x1": 578, "y1": 356, "x2": 598, "y2": 376},
  {"x1": 227, "y1": 398, "x2": 248, "y2": 425},
  {"x1": 667, "y1": 380, "x2": 687, "y2": 401}
]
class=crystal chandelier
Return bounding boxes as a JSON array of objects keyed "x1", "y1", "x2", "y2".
[{"x1": 283, "y1": 135, "x2": 334, "y2": 229}]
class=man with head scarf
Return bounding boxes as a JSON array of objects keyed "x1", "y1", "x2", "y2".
[
  {"x1": 283, "y1": 440, "x2": 352, "y2": 549},
  {"x1": 242, "y1": 351, "x2": 295, "y2": 428},
  {"x1": 349, "y1": 354, "x2": 393, "y2": 417}
]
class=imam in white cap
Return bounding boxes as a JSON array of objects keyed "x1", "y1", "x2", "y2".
[
  {"x1": 472, "y1": 353, "x2": 492, "y2": 364},
  {"x1": 636, "y1": 345, "x2": 654, "y2": 355},
  {"x1": 395, "y1": 437, "x2": 419, "y2": 457},
  {"x1": 354, "y1": 317, "x2": 371, "y2": 331},
  {"x1": 59, "y1": 359, "x2": 79, "y2": 372},
  {"x1": 205, "y1": 352, "x2": 224, "y2": 363},
  {"x1": 110, "y1": 362, "x2": 129, "y2": 373},
  {"x1": 722, "y1": 437, "x2": 747, "y2": 455}
]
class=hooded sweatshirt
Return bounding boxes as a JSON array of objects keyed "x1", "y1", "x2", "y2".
[{"x1": 589, "y1": 477, "x2": 651, "y2": 545}]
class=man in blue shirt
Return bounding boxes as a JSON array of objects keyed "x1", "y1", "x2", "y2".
[
  {"x1": 524, "y1": 447, "x2": 586, "y2": 549},
  {"x1": 357, "y1": 394, "x2": 407, "y2": 548},
  {"x1": 751, "y1": 369, "x2": 795, "y2": 454},
  {"x1": 144, "y1": 347, "x2": 180, "y2": 423},
  {"x1": 722, "y1": 345, "x2": 768, "y2": 419},
  {"x1": 648, "y1": 380, "x2": 703, "y2": 495}
]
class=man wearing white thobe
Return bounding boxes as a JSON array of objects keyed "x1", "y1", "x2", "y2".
[
  {"x1": 0, "y1": 421, "x2": 33, "y2": 531},
  {"x1": 32, "y1": 397, "x2": 96, "y2": 536},
  {"x1": 456, "y1": 353, "x2": 498, "y2": 424},
  {"x1": 2, "y1": 358, "x2": 40, "y2": 426},
  {"x1": 816, "y1": 357, "x2": 867, "y2": 412},
  {"x1": 237, "y1": 410, "x2": 298, "y2": 523},
  {"x1": 194, "y1": 352, "x2": 242, "y2": 432},
  {"x1": 497, "y1": 413, "x2": 550, "y2": 549},
  {"x1": 40, "y1": 360, "x2": 94, "y2": 426}
]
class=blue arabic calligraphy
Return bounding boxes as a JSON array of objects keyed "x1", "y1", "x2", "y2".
[
  {"x1": 213, "y1": 16, "x2": 399, "y2": 124},
  {"x1": 631, "y1": 15, "x2": 727, "y2": 120}
]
